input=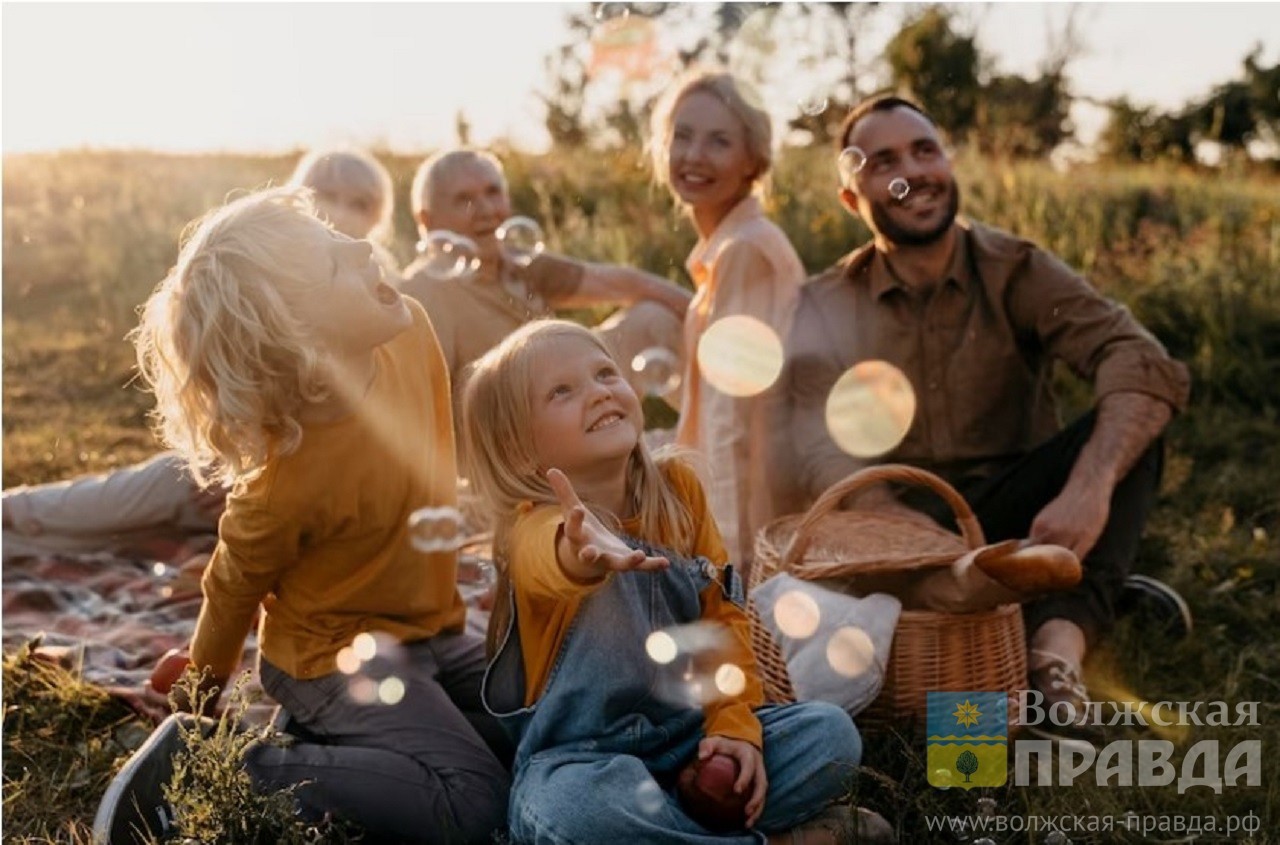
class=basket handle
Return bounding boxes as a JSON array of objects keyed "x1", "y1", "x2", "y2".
[{"x1": 782, "y1": 464, "x2": 986, "y2": 568}]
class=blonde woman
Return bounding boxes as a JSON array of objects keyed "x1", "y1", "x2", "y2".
[
  {"x1": 649, "y1": 70, "x2": 805, "y2": 573},
  {"x1": 288, "y1": 147, "x2": 402, "y2": 282},
  {"x1": 126, "y1": 187, "x2": 509, "y2": 842}
]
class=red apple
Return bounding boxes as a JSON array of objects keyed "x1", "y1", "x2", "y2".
[
  {"x1": 149, "y1": 648, "x2": 191, "y2": 695},
  {"x1": 676, "y1": 753, "x2": 749, "y2": 832}
]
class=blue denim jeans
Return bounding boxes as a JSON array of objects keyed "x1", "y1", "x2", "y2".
[{"x1": 484, "y1": 541, "x2": 863, "y2": 844}]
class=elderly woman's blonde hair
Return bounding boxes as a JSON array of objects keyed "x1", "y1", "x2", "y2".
[
  {"x1": 648, "y1": 69, "x2": 775, "y2": 201},
  {"x1": 131, "y1": 187, "x2": 336, "y2": 487},
  {"x1": 410, "y1": 148, "x2": 507, "y2": 220},
  {"x1": 288, "y1": 148, "x2": 394, "y2": 244},
  {"x1": 460, "y1": 319, "x2": 695, "y2": 654}
]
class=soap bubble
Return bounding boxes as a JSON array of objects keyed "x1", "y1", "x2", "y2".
[
  {"x1": 714, "y1": 663, "x2": 747, "y2": 697},
  {"x1": 416, "y1": 231, "x2": 479, "y2": 280},
  {"x1": 647, "y1": 621, "x2": 737, "y2": 707},
  {"x1": 335, "y1": 631, "x2": 410, "y2": 706},
  {"x1": 594, "y1": 2, "x2": 630, "y2": 22},
  {"x1": 838, "y1": 146, "x2": 867, "y2": 184},
  {"x1": 696, "y1": 315, "x2": 784, "y2": 398},
  {"x1": 646, "y1": 630, "x2": 679, "y2": 665},
  {"x1": 773, "y1": 590, "x2": 822, "y2": 639},
  {"x1": 496, "y1": 216, "x2": 546, "y2": 267},
  {"x1": 888, "y1": 177, "x2": 911, "y2": 201},
  {"x1": 378, "y1": 677, "x2": 406, "y2": 705},
  {"x1": 824, "y1": 361, "x2": 916, "y2": 458},
  {"x1": 825, "y1": 626, "x2": 876, "y2": 678},
  {"x1": 635, "y1": 778, "x2": 665, "y2": 815},
  {"x1": 408, "y1": 506, "x2": 467, "y2": 553},
  {"x1": 798, "y1": 90, "x2": 829, "y2": 117},
  {"x1": 631, "y1": 347, "x2": 682, "y2": 398},
  {"x1": 457, "y1": 556, "x2": 497, "y2": 589}
]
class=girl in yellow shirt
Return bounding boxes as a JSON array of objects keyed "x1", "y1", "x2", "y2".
[
  {"x1": 130, "y1": 186, "x2": 508, "y2": 842},
  {"x1": 461, "y1": 319, "x2": 862, "y2": 843}
]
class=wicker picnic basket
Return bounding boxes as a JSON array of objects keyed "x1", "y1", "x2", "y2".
[{"x1": 749, "y1": 464, "x2": 1026, "y2": 728}]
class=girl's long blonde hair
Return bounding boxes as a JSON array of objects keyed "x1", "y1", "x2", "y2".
[
  {"x1": 131, "y1": 187, "x2": 335, "y2": 487},
  {"x1": 288, "y1": 148, "x2": 395, "y2": 245},
  {"x1": 460, "y1": 320, "x2": 696, "y2": 655}
]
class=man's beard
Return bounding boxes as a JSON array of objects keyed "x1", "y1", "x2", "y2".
[{"x1": 868, "y1": 177, "x2": 960, "y2": 247}]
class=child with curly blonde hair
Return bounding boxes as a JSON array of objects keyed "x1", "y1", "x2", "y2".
[
  {"x1": 462, "y1": 319, "x2": 864, "y2": 843},
  {"x1": 3, "y1": 149, "x2": 404, "y2": 564},
  {"x1": 130, "y1": 186, "x2": 508, "y2": 843}
]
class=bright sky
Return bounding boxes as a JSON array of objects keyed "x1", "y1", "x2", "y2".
[{"x1": 3, "y1": 2, "x2": 1278, "y2": 154}]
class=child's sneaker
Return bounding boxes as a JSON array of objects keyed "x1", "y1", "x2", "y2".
[{"x1": 92, "y1": 713, "x2": 199, "y2": 844}]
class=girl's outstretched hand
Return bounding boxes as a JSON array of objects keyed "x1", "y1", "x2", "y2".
[
  {"x1": 547, "y1": 468, "x2": 669, "y2": 578},
  {"x1": 697, "y1": 735, "x2": 768, "y2": 827}
]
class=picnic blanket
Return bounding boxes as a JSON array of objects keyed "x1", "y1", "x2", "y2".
[{"x1": 1, "y1": 537, "x2": 495, "y2": 726}]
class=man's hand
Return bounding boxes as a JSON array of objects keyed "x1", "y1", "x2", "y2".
[
  {"x1": 546, "y1": 468, "x2": 669, "y2": 579},
  {"x1": 697, "y1": 735, "x2": 768, "y2": 828},
  {"x1": 1032, "y1": 391, "x2": 1172, "y2": 560},
  {"x1": 1029, "y1": 480, "x2": 1110, "y2": 561}
]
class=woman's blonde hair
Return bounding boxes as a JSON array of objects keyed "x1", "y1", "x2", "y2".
[
  {"x1": 288, "y1": 148, "x2": 394, "y2": 244},
  {"x1": 460, "y1": 319, "x2": 696, "y2": 655},
  {"x1": 648, "y1": 68, "x2": 775, "y2": 201},
  {"x1": 131, "y1": 187, "x2": 336, "y2": 487}
]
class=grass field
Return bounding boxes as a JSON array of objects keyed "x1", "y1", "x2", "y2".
[{"x1": 3, "y1": 147, "x2": 1278, "y2": 842}]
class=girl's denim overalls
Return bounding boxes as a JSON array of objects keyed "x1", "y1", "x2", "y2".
[{"x1": 483, "y1": 542, "x2": 862, "y2": 844}]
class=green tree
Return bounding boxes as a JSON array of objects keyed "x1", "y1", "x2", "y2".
[
  {"x1": 886, "y1": 5, "x2": 1079, "y2": 158},
  {"x1": 1100, "y1": 45, "x2": 1279, "y2": 166},
  {"x1": 1100, "y1": 98, "x2": 1196, "y2": 163},
  {"x1": 956, "y1": 750, "x2": 979, "y2": 783},
  {"x1": 539, "y1": 13, "x2": 595, "y2": 149},
  {"x1": 538, "y1": 3, "x2": 881, "y2": 151},
  {"x1": 1194, "y1": 79, "x2": 1258, "y2": 152},
  {"x1": 1243, "y1": 46, "x2": 1280, "y2": 143},
  {"x1": 884, "y1": 6, "x2": 981, "y2": 141},
  {"x1": 975, "y1": 70, "x2": 1072, "y2": 158}
]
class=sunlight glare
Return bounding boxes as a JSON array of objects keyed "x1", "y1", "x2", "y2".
[
  {"x1": 696, "y1": 315, "x2": 784, "y2": 398},
  {"x1": 773, "y1": 589, "x2": 822, "y2": 639},
  {"x1": 826, "y1": 626, "x2": 876, "y2": 678},
  {"x1": 824, "y1": 361, "x2": 916, "y2": 458}
]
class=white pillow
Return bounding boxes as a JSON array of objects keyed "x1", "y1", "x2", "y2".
[{"x1": 752, "y1": 573, "x2": 901, "y2": 717}]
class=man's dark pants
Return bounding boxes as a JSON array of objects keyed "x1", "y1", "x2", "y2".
[{"x1": 911, "y1": 410, "x2": 1164, "y2": 647}]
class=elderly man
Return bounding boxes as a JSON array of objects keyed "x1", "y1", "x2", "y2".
[
  {"x1": 773, "y1": 95, "x2": 1192, "y2": 733},
  {"x1": 400, "y1": 149, "x2": 690, "y2": 402}
]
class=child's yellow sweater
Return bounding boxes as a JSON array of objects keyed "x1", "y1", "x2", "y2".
[
  {"x1": 509, "y1": 460, "x2": 766, "y2": 749},
  {"x1": 191, "y1": 299, "x2": 464, "y2": 681}
]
